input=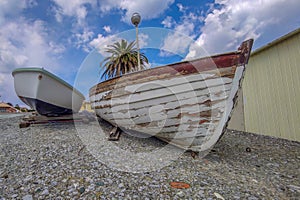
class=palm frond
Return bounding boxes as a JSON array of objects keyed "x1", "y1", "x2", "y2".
[{"x1": 100, "y1": 39, "x2": 149, "y2": 79}]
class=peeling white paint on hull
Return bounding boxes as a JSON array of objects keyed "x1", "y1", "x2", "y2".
[{"x1": 89, "y1": 40, "x2": 253, "y2": 152}]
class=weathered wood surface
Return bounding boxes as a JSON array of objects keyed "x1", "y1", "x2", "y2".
[
  {"x1": 90, "y1": 65, "x2": 237, "y2": 95},
  {"x1": 90, "y1": 70, "x2": 233, "y2": 150},
  {"x1": 89, "y1": 39, "x2": 253, "y2": 152}
]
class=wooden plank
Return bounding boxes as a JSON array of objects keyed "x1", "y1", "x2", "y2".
[
  {"x1": 19, "y1": 113, "x2": 94, "y2": 128},
  {"x1": 90, "y1": 66, "x2": 235, "y2": 97},
  {"x1": 93, "y1": 81, "x2": 232, "y2": 111},
  {"x1": 89, "y1": 53, "x2": 240, "y2": 95},
  {"x1": 97, "y1": 91, "x2": 229, "y2": 118}
]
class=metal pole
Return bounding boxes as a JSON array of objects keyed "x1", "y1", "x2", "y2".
[{"x1": 135, "y1": 25, "x2": 141, "y2": 70}]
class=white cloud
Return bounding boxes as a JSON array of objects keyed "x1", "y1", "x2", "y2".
[
  {"x1": 98, "y1": 0, "x2": 175, "y2": 23},
  {"x1": 0, "y1": 18, "x2": 67, "y2": 105},
  {"x1": 74, "y1": 29, "x2": 95, "y2": 52},
  {"x1": 138, "y1": 33, "x2": 149, "y2": 49},
  {"x1": 177, "y1": 3, "x2": 186, "y2": 12},
  {"x1": 0, "y1": 0, "x2": 37, "y2": 25},
  {"x1": 160, "y1": 32, "x2": 194, "y2": 57},
  {"x1": 161, "y1": 16, "x2": 174, "y2": 28},
  {"x1": 98, "y1": 0, "x2": 120, "y2": 12},
  {"x1": 0, "y1": 19, "x2": 64, "y2": 73},
  {"x1": 186, "y1": 0, "x2": 300, "y2": 59},
  {"x1": 50, "y1": 0, "x2": 175, "y2": 52},
  {"x1": 0, "y1": 0, "x2": 26, "y2": 17},
  {"x1": 89, "y1": 34, "x2": 120, "y2": 56},
  {"x1": 52, "y1": 0, "x2": 96, "y2": 25},
  {"x1": 49, "y1": 41, "x2": 66, "y2": 54},
  {"x1": 0, "y1": 73, "x2": 16, "y2": 104},
  {"x1": 121, "y1": 0, "x2": 175, "y2": 23},
  {"x1": 0, "y1": 0, "x2": 65, "y2": 105},
  {"x1": 0, "y1": 73, "x2": 5, "y2": 85},
  {"x1": 89, "y1": 32, "x2": 148, "y2": 57},
  {"x1": 160, "y1": 12, "x2": 197, "y2": 57},
  {"x1": 51, "y1": 0, "x2": 172, "y2": 25},
  {"x1": 103, "y1": 25, "x2": 111, "y2": 33}
]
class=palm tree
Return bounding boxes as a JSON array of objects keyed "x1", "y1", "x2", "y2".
[{"x1": 100, "y1": 39, "x2": 148, "y2": 79}]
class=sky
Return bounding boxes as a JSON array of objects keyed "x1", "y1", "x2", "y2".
[{"x1": 0, "y1": 0, "x2": 299, "y2": 106}]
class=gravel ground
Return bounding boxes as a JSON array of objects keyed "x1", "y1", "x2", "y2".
[{"x1": 0, "y1": 115, "x2": 299, "y2": 199}]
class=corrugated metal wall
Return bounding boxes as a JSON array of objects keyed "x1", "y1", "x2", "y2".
[
  {"x1": 242, "y1": 31, "x2": 300, "y2": 141},
  {"x1": 228, "y1": 89, "x2": 245, "y2": 131}
]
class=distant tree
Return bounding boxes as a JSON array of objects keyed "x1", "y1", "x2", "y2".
[
  {"x1": 20, "y1": 108, "x2": 28, "y2": 112},
  {"x1": 100, "y1": 39, "x2": 148, "y2": 79},
  {"x1": 15, "y1": 104, "x2": 20, "y2": 110}
]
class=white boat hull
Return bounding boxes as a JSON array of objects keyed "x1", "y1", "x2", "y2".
[
  {"x1": 12, "y1": 68, "x2": 85, "y2": 116},
  {"x1": 90, "y1": 40, "x2": 253, "y2": 152}
]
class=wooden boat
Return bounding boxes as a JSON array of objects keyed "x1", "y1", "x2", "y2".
[
  {"x1": 89, "y1": 39, "x2": 253, "y2": 152},
  {"x1": 12, "y1": 68, "x2": 85, "y2": 116}
]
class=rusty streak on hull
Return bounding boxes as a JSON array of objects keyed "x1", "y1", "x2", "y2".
[{"x1": 89, "y1": 39, "x2": 253, "y2": 152}]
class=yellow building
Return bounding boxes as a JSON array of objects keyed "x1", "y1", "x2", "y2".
[
  {"x1": 80, "y1": 101, "x2": 94, "y2": 112},
  {"x1": 229, "y1": 28, "x2": 300, "y2": 142}
]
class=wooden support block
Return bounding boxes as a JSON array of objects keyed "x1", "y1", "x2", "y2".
[
  {"x1": 19, "y1": 122, "x2": 30, "y2": 128},
  {"x1": 108, "y1": 127, "x2": 121, "y2": 141},
  {"x1": 110, "y1": 126, "x2": 118, "y2": 136},
  {"x1": 19, "y1": 113, "x2": 93, "y2": 127}
]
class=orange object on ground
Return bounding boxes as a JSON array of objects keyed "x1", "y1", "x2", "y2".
[{"x1": 170, "y1": 182, "x2": 190, "y2": 189}]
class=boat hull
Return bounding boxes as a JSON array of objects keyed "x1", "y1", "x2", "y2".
[
  {"x1": 12, "y1": 68, "x2": 85, "y2": 116},
  {"x1": 89, "y1": 40, "x2": 253, "y2": 152},
  {"x1": 19, "y1": 96, "x2": 73, "y2": 116}
]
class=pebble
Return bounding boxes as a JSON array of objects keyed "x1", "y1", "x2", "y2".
[
  {"x1": 176, "y1": 191, "x2": 184, "y2": 198},
  {"x1": 0, "y1": 116, "x2": 299, "y2": 199},
  {"x1": 96, "y1": 181, "x2": 105, "y2": 186},
  {"x1": 35, "y1": 188, "x2": 42, "y2": 193},
  {"x1": 78, "y1": 187, "x2": 85, "y2": 194},
  {"x1": 214, "y1": 192, "x2": 225, "y2": 200},
  {"x1": 248, "y1": 196, "x2": 259, "y2": 200},
  {"x1": 198, "y1": 190, "x2": 205, "y2": 197},
  {"x1": 41, "y1": 189, "x2": 49, "y2": 196},
  {"x1": 287, "y1": 185, "x2": 300, "y2": 192},
  {"x1": 106, "y1": 178, "x2": 113, "y2": 184},
  {"x1": 52, "y1": 163, "x2": 58, "y2": 169},
  {"x1": 51, "y1": 181, "x2": 58, "y2": 187},
  {"x1": 22, "y1": 194, "x2": 33, "y2": 200}
]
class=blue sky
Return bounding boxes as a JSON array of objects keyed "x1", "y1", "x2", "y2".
[{"x1": 0, "y1": 0, "x2": 299, "y2": 106}]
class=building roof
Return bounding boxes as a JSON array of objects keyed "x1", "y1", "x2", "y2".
[
  {"x1": 0, "y1": 102, "x2": 12, "y2": 108},
  {"x1": 0, "y1": 103, "x2": 18, "y2": 112},
  {"x1": 252, "y1": 28, "x2": 300, "y2": 56}
]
